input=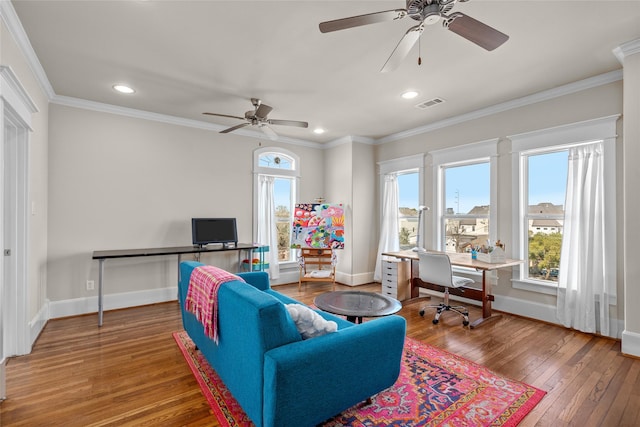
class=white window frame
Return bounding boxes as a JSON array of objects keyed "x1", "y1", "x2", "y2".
[
  {"x1": 378, "y1": 154, "x2": 425, "y2": 247},
  {"x1": 430, "y1": 139, "x2": 499, "y2": 252},
  {"x1": 253, "y1": 147, "x2": 300, "y2": 266},
  {"x1": 509, "y1": 115, "x2": 619, "y2": 296}
]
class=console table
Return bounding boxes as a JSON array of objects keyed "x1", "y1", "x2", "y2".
[
  {"x1": 92, "y1": 243, "x2": 257, "y2": 326},
  {"x1": 382, "y1": 250, "x2": 524, "y2": 329}
]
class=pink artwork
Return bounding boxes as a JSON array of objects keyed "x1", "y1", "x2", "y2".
[{"x1": 291, "y1": 203, "x2": 345, "y2": 249}]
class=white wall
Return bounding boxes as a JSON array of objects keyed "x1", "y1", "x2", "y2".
[
  {"x1": 321, "y1": 139, "x2": 377, "y2": 285},
  {"x1": 375, "y1": 81, "x2": 626, "y2": 335},
  {"x1": 47, "y1": 103, "x2": 324, "y2": 315}
]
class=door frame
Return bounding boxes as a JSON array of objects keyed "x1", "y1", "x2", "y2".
[{"x1": 1, "y1": 66, "x2": 37, "y2": 362}]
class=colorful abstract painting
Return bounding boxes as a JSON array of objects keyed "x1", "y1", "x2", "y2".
[{"x1": 291, "y1": 203, "x2": 345, "y2": 249}]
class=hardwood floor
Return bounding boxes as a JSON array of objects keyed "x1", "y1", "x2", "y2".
[{"x1": 2, "y1": 282, "x2": 639, "y2": 426}]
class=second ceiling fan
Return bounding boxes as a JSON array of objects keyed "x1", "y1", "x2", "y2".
[
  {"x1": 319, "y1": 0, "x2": 509, "y2": 73},
  {"x1": 203, "y1": 98, "x2": 308, "y2": 140}
]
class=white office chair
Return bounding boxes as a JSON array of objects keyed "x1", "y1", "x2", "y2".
[{"x1": 418, "y1": 252, "x2": 474, "y2": 326}]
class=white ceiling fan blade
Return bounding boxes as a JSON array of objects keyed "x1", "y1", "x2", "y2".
[
  {"x1": 259, "y1": 124, "x2": 278, "y2": 140},
  {"x1": 380, "y1": 24, "x2": 424, "y2": 73}
]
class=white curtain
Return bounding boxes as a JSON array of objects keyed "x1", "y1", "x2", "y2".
[
  {"x1": 374, "y1": 173, "x2": 400, "y2": 281},
  {"x1": 556, "y1": 142, "x2": 608, "y2": 335},
  {"x1": 257, "y1": 175, "x2": 280, "y2": 279}
]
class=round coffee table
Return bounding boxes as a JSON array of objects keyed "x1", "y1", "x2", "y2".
[{"x1": 314, "y1": 291, "x2": 402, "y2": 324}]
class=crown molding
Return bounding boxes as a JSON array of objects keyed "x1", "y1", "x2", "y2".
[
  {"x1": 51, "y1": 94, "x2": 323, "y2": 149},
  {"x1": 613, "y1": 38, "x2": 640, "y2": 64},
  {"x1": 375, "y1": 69, "x2": 623, "y2": 145},
  {"x1": 324, "y1": 135, "x2": 376, "y2": 149},
  {"x1": 0, "y1": 0, "x2": 55, "y2": 99}
]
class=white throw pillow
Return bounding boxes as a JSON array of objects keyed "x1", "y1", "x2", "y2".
[{"x1": 285, "y1": 303, "x2": 338, "y2": 339}]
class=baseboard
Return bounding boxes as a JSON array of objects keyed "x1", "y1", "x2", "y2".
[
  {"x1": 29, "y1": 300, "x2": 49, "y2": 348},
  {"x1": 493, "y1": 294, "x2": 623, "y2": 339},
  {"x1": 0, "y1": 358, "x2": 6, "y2": 400},
  {"x1": 493, "y1": 295, "x2": 559, "y2": 325},
  {"x1": 49, "y1": 287, "x2": 178, "y2": 319},
  {"x1": 337, "y1": 271, "x2": 373, "y2": 286},
  {"x1": 622, "y1": 330, "x2": 640, "y2": 357},
  {"x1": 269, "y1": 270, "x2": 366, "y2": 287}
]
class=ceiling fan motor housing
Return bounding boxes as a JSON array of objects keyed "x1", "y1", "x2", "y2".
[{"x1": 407, "y1": 0, "x2": 455, "y2": 24}]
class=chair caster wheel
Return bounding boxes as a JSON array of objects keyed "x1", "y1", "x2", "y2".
[
  {"x1": 432, "y1": 319, "x2": 439, "y2": 325},
  {"x1": 463, "y1": 320, "x2": 469, "y2": 326},
  {"x1": 419, "y1": 310, "x2": 425, "y2": 317}
]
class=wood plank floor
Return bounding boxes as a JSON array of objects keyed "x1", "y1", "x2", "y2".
[{"x1": 2, "y1": 282, "x2": 639, "y2": 426}]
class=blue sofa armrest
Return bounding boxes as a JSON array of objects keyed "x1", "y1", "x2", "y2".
[
  {"x1": 262, "y1": 315, "x2": 406, "y2": 427},
  {"x1": 238, "y1": 271, "x2": 270, "y2": 291}
]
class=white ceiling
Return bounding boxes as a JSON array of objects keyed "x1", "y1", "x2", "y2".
[{"x1": 10, "y1": 0, "x2": 640, "y2": 145}]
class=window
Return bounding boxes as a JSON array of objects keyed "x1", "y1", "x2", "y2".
[
  {"x1": 510, "y1": 115, "x2": 618, "y2": 296},
  {"x1": 397, "y1": 171, "x2": 419, "y2": 250},
  {"x1": 442, "y1": 162, "x2": 490, "y2": 253},
  {"x1": 523, "y1": 150, "x2": 568, "y2": 282},
  {"x1": 254, "y1": 148, "x2": 300, "y2": 264},
  {"x1": 375, "y1": 154, "x2": 424, "y2": 280},
  {"x1": 431, "y1": 139, "x2": 498, "y2": 253}
]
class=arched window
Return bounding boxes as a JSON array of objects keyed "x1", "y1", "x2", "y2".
[{"x1": 253, "y1": 148, "x2": 300, "y2": 277}]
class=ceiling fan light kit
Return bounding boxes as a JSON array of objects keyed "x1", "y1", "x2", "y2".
[{"x1": 319, "y1": 0, "x2": 509, "y2": 72}]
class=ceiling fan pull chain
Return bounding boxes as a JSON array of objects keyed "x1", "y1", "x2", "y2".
[{"x1": 418, "y1": 35, "x2": 422, "y2": 66}]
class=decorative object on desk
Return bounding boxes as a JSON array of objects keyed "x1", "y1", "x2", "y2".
[
  {"x1": 173, "y1": 331, "x2": 545, "y2": 427},
  {"x1": 477, "y1": 246, "x2": 506, "y2": 264},
  {"x1": 291, "y1": 203, "x2": 345, "y2": 249},
  {"x1": 411, "y1": 205, "x2": 430, "y2": 252}
]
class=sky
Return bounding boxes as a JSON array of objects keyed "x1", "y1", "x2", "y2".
[
  {"x1": 398, "y1": 151, "x2": 569, "y2": 213},
  {"x1": 273, "y1": 150, "x2": 569, "y2": 214}
]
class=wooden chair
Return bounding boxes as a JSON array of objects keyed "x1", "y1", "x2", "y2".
[{"x1": 298, "y1": 248, "x2": 336, "y2": 291}]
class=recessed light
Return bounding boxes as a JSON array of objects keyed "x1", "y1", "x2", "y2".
[
  {"x1": 313, "y1": 128, "x2": 325, "y2": 134},
  {"x1": 401, "y1": 91, "x2": 419, "y2": 99},
  {"x1": 113, "y1": 84, "x2": 135, "y2": 94}
]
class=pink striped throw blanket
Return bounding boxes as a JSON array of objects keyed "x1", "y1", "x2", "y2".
[{"x1": 185, "y1": 266, "x2": 245, "y2": 344}]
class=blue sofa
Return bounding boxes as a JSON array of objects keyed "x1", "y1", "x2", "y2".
[{"x1": 178, "y1": 261, "x2": 406, "y2": 427}]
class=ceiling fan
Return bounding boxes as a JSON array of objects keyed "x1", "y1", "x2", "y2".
[
  {"x1": 319, "y1": 0, "x2": 509, "y2": 73},
  {"x1": 203, "y1": 98, "x2": 309, "y2": 140}
]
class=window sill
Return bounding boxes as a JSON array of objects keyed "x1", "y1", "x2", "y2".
[{"x1": 511, "y1": 279, "x2": 558, "y2": 295}]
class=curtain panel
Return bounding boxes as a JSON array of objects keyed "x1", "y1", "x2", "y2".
[
  {"x1": 374, "y1": 173, "x2": 400, "y2": 281},
  {"x1": 556, "y1": 142, "x2": 609, "y2": 335}
]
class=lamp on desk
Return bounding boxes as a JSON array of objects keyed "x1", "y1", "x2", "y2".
[{"x1": 412, "y1": 206, "x2": 430, "y2": 252}]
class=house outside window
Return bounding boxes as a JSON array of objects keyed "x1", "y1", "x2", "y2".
[{"x1": 254, "y1": 148, "x2": 300, "y2": 263}]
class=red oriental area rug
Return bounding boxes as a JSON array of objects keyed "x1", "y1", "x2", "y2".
[{"x1": 173, "y1": 331, "x2": 545, "y2": 426}]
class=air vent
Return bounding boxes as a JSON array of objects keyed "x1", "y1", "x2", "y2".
[{"x1": 415, "y1": 97, "x2": 445, "y2": 109}]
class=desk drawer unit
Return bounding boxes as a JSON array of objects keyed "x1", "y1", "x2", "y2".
[{"x1": 381, "y1": 259, "x2": 410, "y2": 301}]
